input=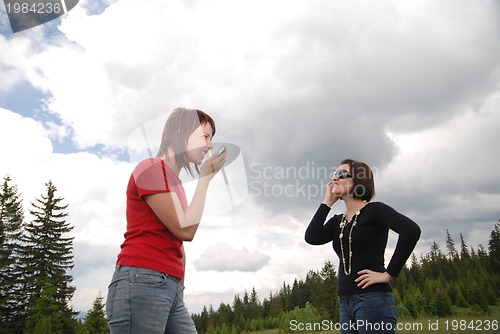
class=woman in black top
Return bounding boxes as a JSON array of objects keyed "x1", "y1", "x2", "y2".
[{"x1": 305, "y1": 159, "x2": 420, "y2": 334}]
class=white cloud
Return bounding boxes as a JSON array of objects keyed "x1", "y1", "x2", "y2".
[
  {"x1": 0, "y1": 107, "x2": 131, "y2": 312},
  {"x1": 183, "y1": 202, "x2": 334, "y2": 312},
  {"x1": 379, "y1": 92, "x2": 500, "y2": 250},
  {"x1": 10, "y1": 0, "x2": 496, "y2": 152},
  {"x1": 194, "y1": 243, "x2": 270, "y2": 272},
  {"x1": 0, "y1": 107, "x2": 53, "y2": 160},
  {"x1": 1, "y1": 0, "x2": 499, "y2": 316}
]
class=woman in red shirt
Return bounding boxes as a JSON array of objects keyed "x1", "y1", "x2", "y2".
[{"x1": 106, "y1": 108, "x2": 226, "y2": 334}]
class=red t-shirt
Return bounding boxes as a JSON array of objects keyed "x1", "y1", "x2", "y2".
[{"x1": 116, "y1": 158, "x2": 188, "y2": 279}]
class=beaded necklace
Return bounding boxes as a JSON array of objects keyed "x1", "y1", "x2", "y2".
[{"x1": 338, "y1": 210, "x2": 361, "y2": 276}]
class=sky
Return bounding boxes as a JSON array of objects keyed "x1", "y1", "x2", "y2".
[{"x1": 1, "y1": 0, "x2": 499, "y2": 315}]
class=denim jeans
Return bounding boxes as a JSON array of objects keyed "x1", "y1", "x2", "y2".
[
  {"x1": 339, "y1": 292, "x2": 397, "y2": 334},
  {"x1": 106, "y1": 266, "x2": 197, "y2": 334}
]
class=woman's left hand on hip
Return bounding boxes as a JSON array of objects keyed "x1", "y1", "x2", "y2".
[{"x1": 355, "y1": 270, "x2": 393, "y2": 289}]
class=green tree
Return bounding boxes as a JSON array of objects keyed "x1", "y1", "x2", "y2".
[
  {"x1": 268, "y1": 291, "x2": 284, "y2": 319},
  {"x1": 488, "y1": 223, "x2": 500, "y2": 273},
  {"x1": 0, "y1": 175, "x2": 27, "y2": 333},
  {"x1": 430, "y1": 282, "x2": 452, "y2": 317},
  {"x1": 319, "y1": 260, "x2": 339, "y2": 320},
  {"x1": 216, "y1": 303, "x2": 233, "y2": 329},
  {"x1": 84, "y1": 294, "x2": 109, "y2": 334},
  {"x1": 25, "y1": 280, "x2": 65, "y2": 334},
  {"x1": 445, "y1": 229, "x2": 459, "y2": 260},
  {"x1": 459, "y1": 233, "x2": 471, "y2": 261},
  {"x1": 193, "y1": 224, "x2": 500, "y2": 331},
  {"x1": 280, "y1": 302, "x2": 323, "y2": 333},
  {"x1": 19, "y1": 181, "x2": 76, "y2": 333},
  {"x1": 232, "y1": 295, "x2": 245, "y2": 330},
  {"x1": 33, "y1": 317, "x2": 52, "y2": 334},
  {"x1": 248, "y1": 287, "x2": 261, "y2": 320},
  {"x1": 193, "y1": 306, "x2": 209, "y2": 333}
]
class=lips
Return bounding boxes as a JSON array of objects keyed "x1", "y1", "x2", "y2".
[{"x1": 201, "y1": 149, "x2": 209, "y2": 160}]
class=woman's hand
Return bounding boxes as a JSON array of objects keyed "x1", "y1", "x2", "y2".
[
  {"x1": 199, "y1": 150, "x2": 227, "y2": 180},
  {"x1": 322, "y1": 181, "x2": 339, "y2": 207},
  {"x1": 355, "y1": 270, "x2": 393, "y2": 289},
  {"x1": 145, "y1": 149, "x2": 227, "y2": 241}
]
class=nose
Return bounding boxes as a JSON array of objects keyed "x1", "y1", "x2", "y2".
[{"x1": 206, "y1": 137, "x2": 213, "y2": 150}]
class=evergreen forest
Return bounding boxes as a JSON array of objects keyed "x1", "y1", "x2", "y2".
[
  {"x1": 1, "y1": 174, "x2": 499, "y2": 333},
  {"x1": 191, "y1": 226, "x2": 500, "y2": 334},
  {"x1": 0, "y1": 176, "x2": 107, "y2": 334}
]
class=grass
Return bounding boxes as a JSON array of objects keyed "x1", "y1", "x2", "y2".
[{"x1": 246, "y1": 306, "x2": 500, "y2": 333}]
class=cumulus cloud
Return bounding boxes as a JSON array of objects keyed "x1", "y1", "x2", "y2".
[
  {"x1": 1, "y1": 0, "x2": 499, "y2": 315},
  {"x1": 194, "y1": 243, "x2": 270, "y2": 272},
  {"x1": 0, "y1": 107, "x2": 132, "y2": 312}
]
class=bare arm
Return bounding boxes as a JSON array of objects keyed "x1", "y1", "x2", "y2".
[{"x1": 145, "y1": 151, "x2": 226, "y2": 241}]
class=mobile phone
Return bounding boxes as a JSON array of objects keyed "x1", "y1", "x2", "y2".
[{"x1": 217, "y1": 146, "x2": 227, "y2": 155}]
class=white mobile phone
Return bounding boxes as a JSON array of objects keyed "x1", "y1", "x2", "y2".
[{"x1": 217, "y1": 146, "x2": 227, "y2": 155}]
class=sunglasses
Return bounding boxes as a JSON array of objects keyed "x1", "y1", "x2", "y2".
[{"x1": 333, "y1": 169, "x2": 352, "y2": 179}]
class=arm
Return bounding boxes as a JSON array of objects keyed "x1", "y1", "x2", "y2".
[
  {"x1": 380, "y1": 204, "x2": 421, "y2": 277},
  {"x1": 305, "y1": 204, "x2": 337, "y2": 245},
  {"x1": 145, "y1": 191, "x2": 201, "y2": 241},
  {"x1": 305, "y1": 180, "x2": 339, "y2": 245},
  {"x1": 356, "y1": 203, "x2": 421, "y2": 289},
  {"x1": 145, "y1": 152, "x2": 226, "y2": 241}
]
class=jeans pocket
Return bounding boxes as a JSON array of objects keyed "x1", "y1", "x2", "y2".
[
  {"x1": 106, "y1": 271, "x2": 128, "y2": 319},
  {"x1": 132, "y1": 270, "x2": 167, "y2": 287},
  {"x1": 353, "y1": 292, "x2": 385, "y2": 317},
  {"x1": 356, "y1": 292, "x2": 383, "y2": 302},
  {"x1": 385, "y1": 293, "x2": 398, "y2": 322},
  {"x1": 106, "y1": 282, "x2": 117, "y2": 319}
]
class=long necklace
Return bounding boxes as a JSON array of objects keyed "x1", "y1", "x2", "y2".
[{"x1": 339, "y1": 210, "x2": 361, "y2": 276}]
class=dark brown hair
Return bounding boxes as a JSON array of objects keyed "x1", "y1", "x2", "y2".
[
  {"x1": 156, "y1": 107, "x2": 216, "y2": 176},
  {"x1": 340, "y1": 158, "x2": 375, "y2": 201}
]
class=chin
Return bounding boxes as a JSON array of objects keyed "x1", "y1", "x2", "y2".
[{"x1": 186, "y1": 153, "x2": 203, "y2": 165}]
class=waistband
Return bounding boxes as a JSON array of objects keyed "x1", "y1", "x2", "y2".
[{"x1": 115, "y1": 265, "x2": 182, "y2": 283}]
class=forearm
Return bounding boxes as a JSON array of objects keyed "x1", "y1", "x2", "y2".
[
  {"x1": 386, "y1": 222, "x2": 421, "y2": 276},
  {"x1": 386, "y1": 230, "x2": 420, "y2": 276},
  {"x1": 305, "y1": 204, "x2": 334, "y2": 245},
  {"x1": 180, "y1": 178, "x2": 210, "y2": 230}
]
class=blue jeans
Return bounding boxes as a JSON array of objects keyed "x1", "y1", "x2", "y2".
[
  {"x1": 339, "y1": 292, "x2": 397, "y2": 334},
  {"x1": 106, "y1": 266, "x2": 197, "y2": 334}
]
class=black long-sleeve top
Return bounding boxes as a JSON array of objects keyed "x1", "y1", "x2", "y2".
[{"x1": 305, "y1": 202, "x2": 421, "y2": 296}]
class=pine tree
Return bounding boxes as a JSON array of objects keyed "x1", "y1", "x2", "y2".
[
  {"x1": 430, "y1": 281, "x2": 452, "y2": 317},
  {"x1": 268, "y1": 291, "x2": 283, "y2": 319},
  {"x1": 0, "y1": 175, "x2": 27, "y2": 332},
  {"x1": 459, "y1": 233, "x2": 471, "y2": 261},
  {"x1": 232, "y1": 295, "x2": 245, "y2": 330},
  {"x1": 194, "y1": 306, "x2": 209, "y2": 333},
  {"x1": 445, "y1": 229, "x2": 458, "y2": 260},
  {"x1": 488, "y1": 223, "x2": 500, "y2": 273},
  {"x1": 19, "y1": 181, "x2": 76, "y2": 333},
  {"x1": 193, "y1": 225, "x2": 500, "y2": 331},
  {"x1": 24, "y1": 280, "x2": 65, "y2": 334},
  {"x1": 84, "y1": 294, "x2": 109, "y2": 334},
  {"x1": 216, "y1": 303, "x2": 234, "y2": 329},
  {"x1": 248, "y1": 287, "x2": 261, "y2": 320},
  {"x1": 319, "y1": 260, "x2": 339, "y2": 320}
]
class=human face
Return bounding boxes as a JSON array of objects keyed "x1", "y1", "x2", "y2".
[
  {"x1": 186, "y1": 122, "x2": 213, "y2": 164},
  {"x1": 331, "y1": 164, "x2": 354, "y2": 197}
]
